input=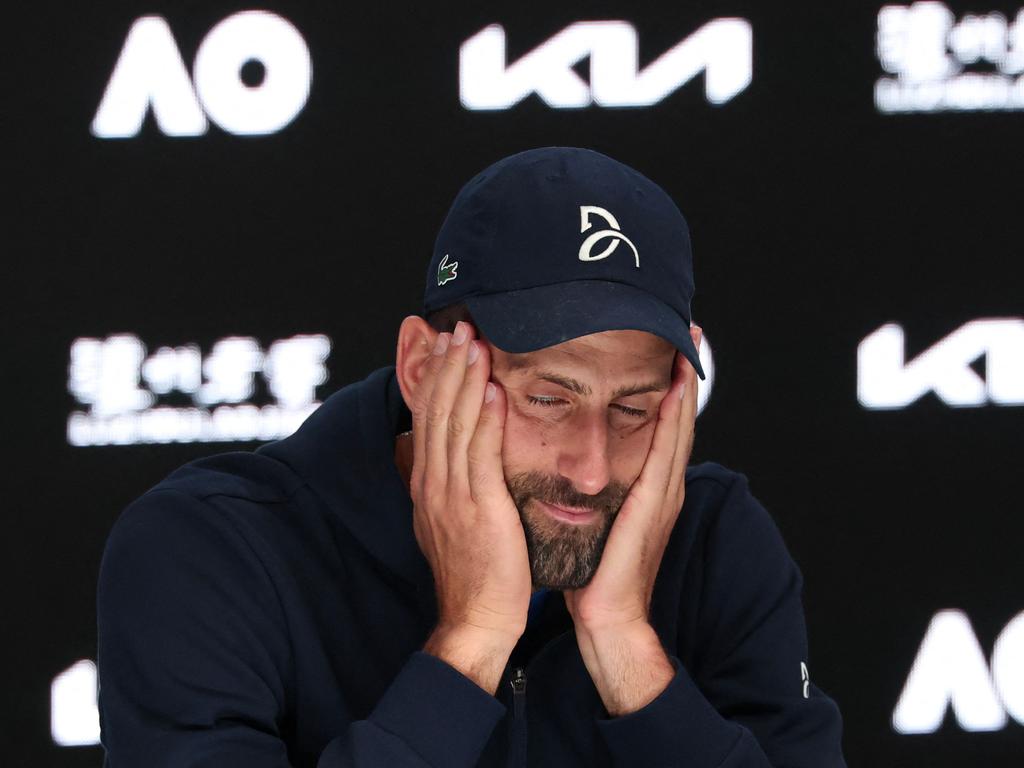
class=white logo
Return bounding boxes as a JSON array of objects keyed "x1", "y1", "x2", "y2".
[
  {"x1": 801, "y1": 662, "x2": 810, "y2": 698},
  {"x1": 459, "y1": 19, "x2": 752, "y2": 110},
  {"x1": 857, "y1": 319, "x2": 1024, "y2": 409},
  {"x1": 578, "y1": 206, "x2": 639, "y2": 268},
  {"x1": 875, "y1": 2, "x2": 1024, "y2": 113},
  {"x1": 893, "y1": 609, "x2": 1024, "y2": 733},
  {"x1": 92, "y1": 11, "x2": 312, "y2": 137},
  {"x1": 51, "y1": 660, "x2": 98, "y2": 747},
  {"x1": 67, "y1": 333, "x2": 331, "y2": 445}
]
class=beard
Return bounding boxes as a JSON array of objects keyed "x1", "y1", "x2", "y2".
[{"x1": 506, "y1": 470, "x2": 629, "y2": 591}]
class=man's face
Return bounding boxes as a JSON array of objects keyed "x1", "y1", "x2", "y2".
[{"x1": 488, "y1": 329, "x2": 676, "y2": 591}]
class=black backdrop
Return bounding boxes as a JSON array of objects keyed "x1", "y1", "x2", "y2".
[{"x1": 8, "y1": 0, "x2": 1023, "y2": 764}]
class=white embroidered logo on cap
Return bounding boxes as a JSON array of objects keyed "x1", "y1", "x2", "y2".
[{"x1": 578, "y1": 205, "x2": 640, "y2": 268}]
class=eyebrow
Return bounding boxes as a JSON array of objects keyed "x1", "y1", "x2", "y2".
[{"x1": 515, "y1": 367, "x2": 670, "y2": 400}]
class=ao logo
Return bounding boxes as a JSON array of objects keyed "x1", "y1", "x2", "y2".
[
  {"x1": 578, "y1": 206, "x2": 640, "y2": 268},
  {"x1": 857, "y1": 319, "x2": 1024, "y2": 408},
  {"x1": 92, "y1": 11, "x2": 311, "y2": 138},
  {"x1": 894, "y1": 609, "x2": 1024, "y2": 733},
  {"x1": 460, "y1": 19, "x2": 752, "y2": 110}
]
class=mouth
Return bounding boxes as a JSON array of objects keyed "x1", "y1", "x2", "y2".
[{"x1": 535, "y1": 499, "x2": 599, "y2": 525}]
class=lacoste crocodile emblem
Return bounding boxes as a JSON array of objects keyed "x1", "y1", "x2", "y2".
[{"x1": 437, "y1": 253, "x2": 459, "y2": 286}]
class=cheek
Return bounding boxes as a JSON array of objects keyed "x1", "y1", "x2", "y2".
[
  {"x1": 501, "y1": 410, "x2": 558, "y2": 470},
  {"x1": 609, "y1": 423, "x2": 657, "y2": 482}
]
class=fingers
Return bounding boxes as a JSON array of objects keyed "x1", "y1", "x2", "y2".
[
  {"x1": 410, "y1": 331, "x2": 448, "y2": 500},
  {"x1": 638, "y1": 354, "x2": 686, "y2": 495},
  {"x1": 422, "y1": 321, "x2": 476, "y2": 491},
  {"x1": 446, "y1": 338, "x2": 491, "y2": 486},
  {"x1": 634, "y1": 346, "x2": 700, "y2": 507},
  {"x1": 666, "y1": 333, "x2": 700, "y2": 501},
  {"x1": 409, "y1": 320, "x2": 494, "y2": 507},
  {"x1": 675, "y1": 328, "x2": 701, "y2": 460},
  {"x1": 467, "y1": 379, "x2": 508, "y2": 505},
  {"x1": 680, "y1": 326, "x2": 701, "y2": 423}
]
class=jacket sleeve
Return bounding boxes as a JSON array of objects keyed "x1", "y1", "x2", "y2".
[
  {"x1": 594, "y1": 473, "x2": 847, "y2": 767},
  {"x1": 97, "y1": 489, "x2": 505, "y2": 768}
]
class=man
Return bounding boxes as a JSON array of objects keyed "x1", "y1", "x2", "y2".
[{"x1": 97, "y1": 147, "x2": 846, "y2": 766}]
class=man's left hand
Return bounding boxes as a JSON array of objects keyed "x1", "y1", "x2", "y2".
[{"x1": 563, "y1": 325, "x2": 701, "y2": 715}]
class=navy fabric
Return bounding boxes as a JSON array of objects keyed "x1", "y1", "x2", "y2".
[
  {"x1": 465, "y1": 280, "x2": 701, "y2": 374},
  {"x1": 96, "y1": 366, "x2": 846, "y2": 766},
  {"x1": 526, "y1": 589, "x2": 549, "y2": 629},
  {"x1": 424, "y1": 148, "x2": 706, "y2": 380}
]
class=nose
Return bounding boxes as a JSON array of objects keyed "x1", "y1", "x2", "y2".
[{"x1": 556, "y1": 410, "x2": 611, "y2": 497}]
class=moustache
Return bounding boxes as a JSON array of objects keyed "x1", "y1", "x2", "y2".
[{"x1": 506, "y1": 471, "x2": 629, "y2": 517}]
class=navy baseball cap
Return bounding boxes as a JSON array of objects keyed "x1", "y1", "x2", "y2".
[{"x1": 424, "y1": 147, "x2": 705, "y2": 380}]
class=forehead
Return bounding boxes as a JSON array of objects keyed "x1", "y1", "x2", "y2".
[{"x1": 492, "y1": 329, "x2": 674, "y2": 381}]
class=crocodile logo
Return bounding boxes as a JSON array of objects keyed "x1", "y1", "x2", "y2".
[{"x1": 437, "y1": 253, "x2": 459, "y2": 286}]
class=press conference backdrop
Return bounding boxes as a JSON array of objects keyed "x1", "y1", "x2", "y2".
[{"x1": 6, "y1": 0, "x2": 1022, "y2": 764}]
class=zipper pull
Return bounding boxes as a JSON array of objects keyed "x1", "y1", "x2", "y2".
[
  {"x1": 510, "y1": 667, "x2": 527, "y2": 719},
  {"x1": 511, "y1": 667, "x2": 527, "y2": 693}
]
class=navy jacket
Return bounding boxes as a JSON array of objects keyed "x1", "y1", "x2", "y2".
[{"x1": 96, "y1": 366, "x2": 846, "y2": 767}]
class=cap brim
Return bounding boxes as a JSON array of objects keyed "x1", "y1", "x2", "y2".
[{"x1": 464, "y1": 280, "x2": 706, "y2": 380}]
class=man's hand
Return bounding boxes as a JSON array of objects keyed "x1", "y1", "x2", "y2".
[
  {"x1": 564, "y1": 326, "x2": 702, "y2": 714},
  {"x1": 410, "y1": 321, "x2": 533, "y2": 693}
]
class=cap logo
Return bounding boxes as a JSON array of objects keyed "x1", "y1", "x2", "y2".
[
  {"x1": 437, "y1": 253, "x2": 459, "y2": 286},
  {"x1": 578, "y1": 205, "x2": 640, "y2": 268}
]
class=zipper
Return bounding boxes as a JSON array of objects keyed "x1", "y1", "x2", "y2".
[
  {"x1": 507, "y1": 666, "x2": 527, "y2": 767},
  {"x1": 511, "y1": 667, "x2": 527, "y2": 718}
]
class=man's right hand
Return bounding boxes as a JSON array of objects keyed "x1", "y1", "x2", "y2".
[{"x1": 409, "y1": 320, "x2": 533, "y2": 692}]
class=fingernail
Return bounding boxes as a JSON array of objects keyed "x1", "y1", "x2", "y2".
[
  {"x1": 452, "y1": 321, "x2": 468, "y2": 346},
  {"x1": 433, "y1": 333, "x2": 450, "y2": 355},
  {"x1": 678, "y1": 382, "x2": 686, "y2": 400},
  {"x1": 467, "y1": 341, "x2": 480, "y2": 365},
  {"x1": 485, "y1": 382, "x2": 496, "y2": 402}
]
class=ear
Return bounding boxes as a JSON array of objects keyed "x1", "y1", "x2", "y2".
[
  {"x1": 689, "y1": 323, "x2": 703, "y2": 351},
  {"x1": 395, "y1": 315, "x2": 439, "y2": 413}
]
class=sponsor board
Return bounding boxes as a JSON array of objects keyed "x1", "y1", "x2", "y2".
[
  {"x1": 92, "y1": 11, "x2": 311, "y2": 137},
  {"x1": 876, "y1": 2, "x2": 1024, "y2": 112},
  {"x1": 67, "y1": 334, "x2": 331, "y2": 445},
  {"x1": 858, "y1": 319, "x2": 1024, "y2": 409},
  {"x1": 460, "y1": 19, "x2": 752, "y2": 110},
  {"x1": 894, "y1": 609, "x2": 1024, "y2": 733}
]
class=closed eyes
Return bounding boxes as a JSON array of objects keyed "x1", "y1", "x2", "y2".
[{"x1": 526, "y1": 395, "x2": 648, "y2": 419}]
